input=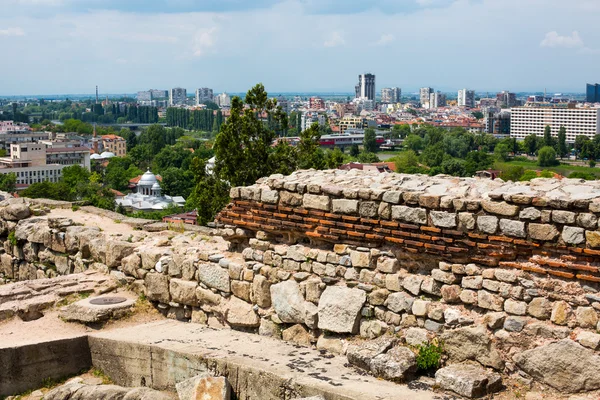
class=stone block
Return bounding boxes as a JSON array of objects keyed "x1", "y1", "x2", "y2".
[
  {"x1": 481, "y1": 200, "x2": 519, "y2": 216},
  {"x1": 385, "y1": 291, "x2": 414, "y2": 313},
  {"x1": 576, "y1": 306, "x2": 598, "y2": 329},
  {"x1": 499, "y1": 219, "x2": 526, "y2": 238},
  {"x1": 520, "y1": 207, "x2": 541, "y2": 220},
  {"x1": 391, "y1": 206, "x2": 427, "y2": 224},
  {"x1": 318, "y1": 286, "x2": 366, "y2": 334},
  {"x1": 358, "y1": 201, "x2": 378, "y2": 218},
  {"x1": 226, "y1": 296, "x2": 259, "y2": 328},
  {"x1": 476, "y1": 216, "x2": 498, "y2": 234},
  {"x1": 198, "y1": 263, "x2": 231, "y2": 293},
  {"x1": 551, "y1": 300, "x2": 572, "y2": 325},
  {"x1": 144, "y1": 273, "x2": 170, "y2": 303},
  {"x1": 436, "y1": 364, "x2": 502, "y2": 398},
  {"x1": 412, "y1": 299, "x2": 430, "y2": 316},
  {"x1": 529, "y1": 223, "x2": 559, "y2": 241},
  {"x1": 478, "y1": 290, "x2": 504, "y2": 311},
  {"x1": 458, "y1": 212, "x2": 476, "y2": 230},
  {"x1": 270, "y1": 280, "x2": 306, "y2": 324},
  {"x1": 504, "y1": 299, "x2": 527, "y2": 316},
  {"x1": 169, "y1": 278, "x2": 198, "y2": 306},
  {"x1": 302, "y1": 194, "x2": 330, "y2": 211},
  {"x1": 431, "y1": 269, "x2": 458, "y2": 284},
  {"x1": 376, "y1": 257, "x2": 398, "y2": 273},
  {"x1": 430, "y1": 211, "x2": 456, "y2": 228},
  {"x1": 527, "y1": 297, "x2": 552, "y2": 320},
  {"x1": 552, "y1": 210, "x2": 576, "y2": 224},
  {"x1": 461, "y1": 276, "x2": 483, "y2": 290},
  {"x1": 350, "y1": 250, "x2": 372, "y2": 268},
  {"x1": 252, "y1": 275, "x2": 271, "y2": 308},
  {"x1": 562, "y1": 226, "x2": 585, "y2": 244},
  {"x1": 332, "y1": 199, "x2": 358, "y2": 214},
  {"x1": 402, "y1": 275, "x2": 423, "y2": 295},
  {"x1": 441, "y1": 285, "x2": 462, "y2": 303},
  {"x1": 586, "y1": 230, "x2": 600, "y2": 248}
]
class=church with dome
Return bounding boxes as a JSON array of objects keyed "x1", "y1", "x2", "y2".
[{"x1": 115, "y1": 169, "x2": 185, "y2": 211}]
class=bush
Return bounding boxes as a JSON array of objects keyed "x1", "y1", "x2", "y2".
[
  {"x1": 538, "y1": 146, "x2": 558, "y2": 167},
  {"x1": 7, "y1": 230, "x2": 16, "y2": 247},
  {"x1": 519, "y1": 170, "x2": 538, "y2": 181},
  {"x1": 499, "y1": 166, "x2": 524, "y2": 182},
  {"x1": 539, "y1": 170, "x2": 554, "y2": 178},
  {"x1": 569, "y1": 171, "x2": 597, "y2": 180},
  {"x1": 416, "y1": 342, "x2": 443, "y2": 371}
]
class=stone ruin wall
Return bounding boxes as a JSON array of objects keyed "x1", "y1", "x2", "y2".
[{"x1": 3, "y1": 170, "x2": 600, "y2": 394}]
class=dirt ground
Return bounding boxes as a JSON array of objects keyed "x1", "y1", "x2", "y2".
[{"x1": 47, "y1": 208, "x2": 138, "y2": 236}]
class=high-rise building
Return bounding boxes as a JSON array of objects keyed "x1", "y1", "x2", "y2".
[
  {"x1": 169, "y1": 88, "x2": 187, "y2": 106},
  {"x1": 420, "y1": 87, "x2": 433, "y2": 106},
  {"x1": 355, "y1": 73, "x2": 376, "y2": 101},
  {"x1": 195, "y1": 88, "x2": 214, "y2": 105},
  {"x1": 458, "y1": 89, "x2": 475, "y2": 108},
  {"x1": 429, "y1": 92, "x2": 447, "y2": 108},
  {"x1": 510, "y1": 104, "x2": 600, "y2": 143},
  {"x1": 137, "y1": 91, "x2": 152, "y2": 102},
  {"x1": 309, "y1": 97, "x2": 325, "y2": 109},
  {"x1": 151, "y1": 89, "x2": 168, "y2": 99},
  {"x1": 381, "y1": 87, "x2": 401, "y2": 103},
  {"x1": 215, "y1": 93, "x2": 231, "y2": 107},
  {"x1": 586, "y1": 84, "x2": 600, "y2": 103},
  {"x1": 496, "y1": 91, "x2": 517, "y2": 108}
]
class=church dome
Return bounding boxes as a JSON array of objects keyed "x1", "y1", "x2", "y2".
[
  {"x1": 90, "y1": 153, "x2": 102, "y2": 160},
  {"x1": 100, "y1": 151, "x2": 115, "y2": 158},
  {"x1": 139, "y1": 169, "x2": 158, "y2": 186},
  {"x1": 152, "y1": 182, "x2": 161, "y2": 191}
]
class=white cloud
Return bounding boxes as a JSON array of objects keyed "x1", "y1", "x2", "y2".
[
  {"x1": 540, "y1": 31, "x2": 583, "y2": 48},
  {"x1": 375, "y1": 33, "x2": 394, "y2": 46},
  {"x1": 192, "y1": 27, "x2": 217, "y2": 56},
  {"x1": 0, "y1": 27, "x2": 25, "y2": 36},
  {"x1": 324, "y1": 31, "x2": 344, "y2": 47}
]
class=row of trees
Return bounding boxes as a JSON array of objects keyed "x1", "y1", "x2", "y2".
[{"x1": 165, "y1": 108, "x2": 224, "y2": 132}]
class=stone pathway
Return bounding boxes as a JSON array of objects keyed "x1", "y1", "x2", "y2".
[{"x1": 90, "y1": 320, "x2": 442, "y2": 400}]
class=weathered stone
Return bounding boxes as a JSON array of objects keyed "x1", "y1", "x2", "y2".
[
  {"x1": 359, "y1": 319, "x2": 388, "y2": 339},
  {"x1": 302, "y1": 194, "x2": 330, "y2": 211},
  {"x1": 441, "y1": 326, "x2": 504, "y2": 370},
  {"x1": 551, "y1": 300, "x2": 572, "y2": 325},
  {"x1": 358, "y1": 201, "x2": 378, "y2": 218},
  {"x1": 430, "y1": 211, "x2": 456, "y2": 228},
  {"x1": 1, "y1": 202, "x2": 30, "y2": 221},
  {"x1": 499, "y1": 219, "x2": 526, "y2": 238},
  {"x1": 483, "y1": 312, "x2": 506, "y2": 330},
  {"x1": 458, "y1": 212, "x2": 476, "y2": 230},
  {"x1": 226, "y1": 296, "x2": 259, "y2": 327},
  {"x1": 461, "y1": 276, "x2": 483, "y2": 290},
  {"x1": 459, "y1": 289, "x2": 478, "y2": 304},
  {"x1": 402, "y1": 275, "x2": 423, "y2": 295},
  {"x1": 368, "y1": 288, "x2": 389, "y2": 306},
  {"x1": 385, "y1": 291, "x2": 414, "y2": 313},
  {"x1": 260, "y1": 188, "x2": 279, "y2": 204},
  {"x1": 280, "y1": 190, "x2": 303, "y2": 206},
  {"x1": 350, "y1": 250, "x2": 372, "y2": 268},
  {"x1": 282, "y1": 324, "x2": 311, "y2": 346},
  {"x1": 552, "y1": 210, "x2": 576, "y2": 224},
  {"x1": 421, "y1": 277, "x2": 442, "y2": 296},
  {"x1": 231, "y1": 280, "x2": 251, "y2": 302},
  {"x1": 317, "y1": 335, "x2": 347, "y2": 355},
  {"x1": 377, "y1": 257, "x2": 398, "y2": 273},
  {"x1": 331, "y1": 199, "x2": 358, "y2": 214},
  {"x1": 347, "y1": 336, "x2": 395, "y2": 371},
  {"x1": 198, "y1": 263, "x2": 230, "y2": 293},
  {"x1": 520, "y1": 207, "x2": 541, "y2": 220},
  {"x1": 318, "y1": 286, "x2": 366, "y2": 334},
  {"x1": 528, "y1": 223, "x2": 559, "y2": 241},
  {"x1": 424, "y1": 319, "x2": 443, "y2": 332},
  {"x1": 435, "y1": 364, "x2": 502, "y2": 398},
  {"x1": 252, "y1": 275, "x2": 271, "y2": 308},
  {"x1": 527, "y1": 297, "x2": 552, "y2": 320},
  {"x1": 144, "y1": 273, "x2": 170, "y2": 303},
  {"x1": 577, "y1": 213, "x2": 598, "y2": 229},
  {"x1": 431, "y1": 269, "x2": 458, "y2": 284},
  {"x1": 481, "y1": 200, "x2": 519, "y2": 216},
  {"x1": 441, "y1": 285, "x2": 462, "y2": 303},
  {"x1": 514, "y1": 339, "x2": 600, "y2": 393},
  {"x1": 478, "y1": 290, "x2": 504, "y2": 312},
  {"x1": 370, "y1": 346, "x2": 417, "y2": 382},
  {"x1": 562, "y1": 226, "x2": 585, "y2": 244},
  {"x1": 576, "y1": 331, "x2": 600, "y2": 350},
  {"x1": 504, "y1": 299, "x2": 527, "y2": 316},
  {"x1": 391, "y1": 206, "x2": 427, "y2": 224},
  {"x1": 504, "y1": 316, "x2": 526, "y2": 332},
  {"x1": 494, "y1": 269, "x2": 518, "y2": 282},
  {"x1": 196, "y1": 286, "x2": 222, "y2": 306},
  {"x1": 585, "y1": 230, "x2": 600, "y2": 248},
  {"x1": 405, "y1": 327, "x2": 429, "y2": 346},
  {"x1": 258, "y1": 318, "x2": 281, "y2": 338},
  {"x1": 476, "y1": 216, "x2": 498, "y2": 234},
  {"x1": 169, "y1": 278, "x2": 198, "y2": 306},
  {"x1": 270, "y1": 280, "x2": 306, "y2": 324},
  {"x1": 575, "y1": 306, "x2": 598, "y2": 328},
  {"x1": 382, "y1": 190, "x2": 402, "y2": 204},
  {"x1": 176, "y1": 374, "x2": 231, "y2": 400}
]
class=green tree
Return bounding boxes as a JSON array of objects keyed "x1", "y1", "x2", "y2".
[
  {"x1": 404, "y1": 134, "x2": 423, "y2": 153},
  {"x1": 185, "y1": 158, "x2": 230, "y2": 225},
  {"x1": 523, "y1": 134, "x2": 539, "y2": 156},
  {"x1": 394, "y1": 151, "x2": 420, "y2": 174},
  {"x1": 500, "y1": 166, "x2": 525, "y2": 182},
  {"x1": 543, "y1": 125, "x2": 556, "y2": 148},
  {"x1": 296, "y1": 123, "x2": 325, "y2": 170},
  {"x1": 494, "y1": 141, "x2": 511, "y2": 161},
  {"x1": 538, "y1": 146, "x2": 558, "y2": 167},
  {"x1": 161, "y1": 167, "x2": 195, "y2": 198},
  {"x1": 0, "y1": 173, "x2": 16, "y2": 193},
  {"x1": 471, "y1": 111, "x2": 484, "y2": 120},
  {"x1": 357, "y1": 151, "x2": 379, "y2": 163},
  {"x1": 350, "y1": 144, "x2": 360, "y2": 157},
  {"x1": 557, "y1": 126, "x2": 568, "y2": 158},
  {"x1": 574, "y1": 135, "x2": 590, "y2": 159},
  {"x1": 363, "y1": 128, "x2": 377, "y2": 153},
  {"x1": 324, "y1": 147, "x2": 345, "y2": 168},
  {"x1": 519, "y1": 170, "x2": 538, "y2": 181},
  {"x1": 441, "y1": 158, "x2": 466, "y2": 176}
]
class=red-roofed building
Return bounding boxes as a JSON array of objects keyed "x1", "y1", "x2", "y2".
[{"x1": 101, "y1": 135, "x2": 127, "y2": 157}]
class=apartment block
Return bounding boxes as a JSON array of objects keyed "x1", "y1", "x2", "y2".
[
  {"x1": 195, "y1": 88, "x2": 214, "y2": 105},
  {"x1": 169, "y1": 88, "x2": 187, "y2": 106},
  {"x1": 101, "y1": 135, "x2": 127, "y2": 157},
  {"x1": 420, "y1": 87, "x2": 433, "y2": 106},
  {"x1": 355, "y1": 73, "x2": 376, "y2": 101},
  {"x1": 458, "y1": 89, "x2": 475, "y2": 108},
  {"x1": 510, "y1": 105, "x2": 600, "y2": 143},
  {"x1": 381, "y1": 87, "x2": 401, "y2": 103}
]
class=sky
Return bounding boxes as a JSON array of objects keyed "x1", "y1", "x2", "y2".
[{"x1": 1, "y1": 0, "x2": 600, "y2": 95}]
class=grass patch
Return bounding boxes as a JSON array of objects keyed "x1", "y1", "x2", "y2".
[
  {"x1": 494, "y1": 159, "x2": 600, "y2": 179},
  {"x1": 71, "y1": 204, "x2": 80, "y2": 211},
  {"x1": 8, "y1": 230, "x2": 17, "y2": 247},
  {"x1": 91, "y1": 367, "x2": 113, "y2": 385}
]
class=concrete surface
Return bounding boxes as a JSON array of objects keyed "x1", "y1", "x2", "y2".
[{"x1": 89, "y1": 320, "x2": 439, "y2": 400}]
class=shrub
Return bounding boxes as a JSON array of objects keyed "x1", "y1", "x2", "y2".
[
  {"x1": 519, "y1": 170, "x2": 538, "y2": 181},
  {"x1": 569, "y1": 171, "x2": 597, "y2": 180},
  {"x1": 415, "y1": 342, "x2": 443, "y2": 371},
  {"x1": 71, "y1": 204, "x2": 80, "y2": 211},
  {"x1": 539, "y1": 170, "x2": 554, "y2": 178},
  {"x1": 7, "y1": 230, "x2": 16, "y2": 247},
  {"x1": 538, "y1": 146, "x2": 558, "y2": 167}
]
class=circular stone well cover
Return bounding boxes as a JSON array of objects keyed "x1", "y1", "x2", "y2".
[{"x1": 89, "y1": 296, "x2": 128, "y2": 306}]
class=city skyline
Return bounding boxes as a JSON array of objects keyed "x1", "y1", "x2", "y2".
[{"x1": 1, "y1": 0, "x2": 600, "y2": 95}]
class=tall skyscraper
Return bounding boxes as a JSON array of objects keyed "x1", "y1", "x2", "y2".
[
  {"x1": 381, "y1": 87, "x2": 401, "y2": 103},
  {"x1": 458, "y1": 89, "x2": 475, "y2": 108},
  {"x1": 355, "y1": 73, "x2": 376, "y2": 101},
  {"x1": 169, "y1": 88, "x2": 187, "y2": 106},
  {"x1": 586, "y1": 84, "x2": 600, "y2": 103},
  {"x1": 420, "y1": 87, "x2": 433, "y2": 106},
  {"x1": 429, "y1": 92, "x2": 447, "y2": 108},
  {"x1": 195, "y1": 88, "x2": 214, "y2": 105},
  {"x1": 496, "y1": 91, "x2": 517, "y2": 108}
]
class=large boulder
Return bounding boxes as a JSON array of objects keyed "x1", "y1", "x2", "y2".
[
  {"x1": 441, "y1": 326, "x2": 504, "y2": 370},
  {"x1": 317, "y1": 286, "x2": 366, "y2": 334},
  {"x1": 270, "y1": 280, "x2": 306, "y2": 324},
  {"x1": 435, "y1": 363, "x2": 502, "y2": 398},
  {"x1": 370, "y1": 346, "x2": 417, "y2": 382},
  {"x1": 170, "y1": 278, "x2": 199, "y2": 306},
  {"x1": 0, "y1": 202, "x2": 30, "y2": 221},
  {"x1": 176, "y1": 373, "x2": 231, "y2": 400},
  {"x1": 514, "y1": 339, "x2": 600, "y2": 393},
  {"x1": 144, "y1": 273, "x2": 170, "y2": 303},
  {"x1": 105, "y1": 241, "x2": 137, "y2": 268}
]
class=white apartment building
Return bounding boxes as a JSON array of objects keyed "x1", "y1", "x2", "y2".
[
  {"x1": 429, "y1": 92, "x2": 447, "y2": 108},
  {"x1": 510, "y1": 105, "x2": 600, "y2": 143},
  {"x1": 458, "y1": 89, "x2": 475, "y2": 108},
  {"x1": 0, "y1": 142, "x2": 90, "y2": 188},
  {"x1": 215, "y1": 93, "x2": 231, "y2": 107},
  {"x1": 420, "y1": 87, "x2": 433, "y2": 106},
  {"x1": 169, "y1": 87, "x2": 187, "y2": 106}
]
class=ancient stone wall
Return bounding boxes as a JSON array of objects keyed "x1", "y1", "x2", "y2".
[{"x1": 218, "y1": 170, "x2": 600, "y2": 285}]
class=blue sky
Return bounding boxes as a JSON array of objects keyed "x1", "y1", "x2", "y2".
[{"x1": 1, "y1": 0, "x2": 599, "y2": 95}]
